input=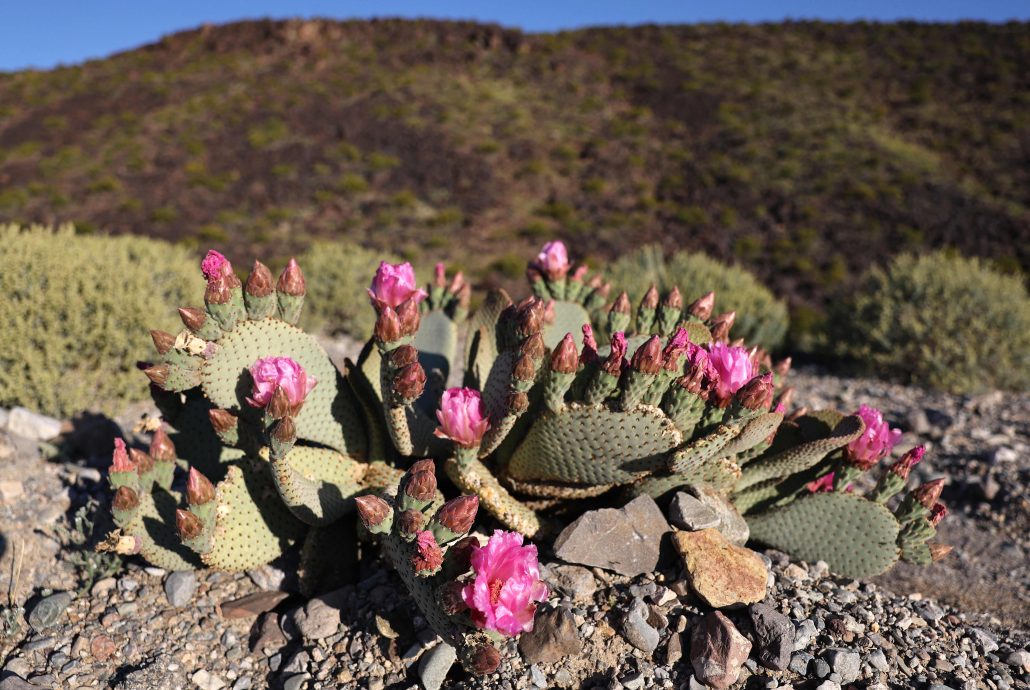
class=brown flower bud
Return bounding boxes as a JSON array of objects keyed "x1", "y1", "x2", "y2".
[
  {"x1": 520, "y1": 333, "x2": 546, "y2": 361},
  {"x1": 374, "y1": 306, "x2": 402, "y2": 342},
  {"x1": 150, "y1": 330, "x2": 176, "y2": 355},
  {"x1": 611, "y1": 291, "x2": 632, "y2": 315},
  {"x1": 176, "y1": 509, "x2": 203, "y2": 540},
  {"x1": 267, "y1": 386, "x2": 292, "y2": 420},
  {"x1": 393, "y1": 363, "x2": 427, "y2": 401},
  {"x1": 397, "y1": 297, "x2": 421, "y2": 337},
  {"x1": 435, "y1": 495, "x2": 479, "y2": 534},
  {"x1": 204, "y1": 274, "x2": 233, "y2": 305},
  {"x1": 710, "y1": 311, "x2": 736, "y2": 341},
  {"x1": 631, "y1": 335, "x2": 663, "y2": 375},
  {"x1": 277, "y1": 257, "x2": 306, "y2": 296},
  {"x1": 469, "y1": 643, "x2": 501, "y2": 675},
  {"x1": 178, "y1": 306, "x2": 207, "y2": 332},
  {"x1": 408, "y1": 459, "x2": 436, "y2": 475},
  {"x1": 412, "y1": 531, "x2": 444, "y2": 573},
  {"x1": 246, "y1": 260, "x2": 275, "y2": 297},
  {"x1": 144, "y1": 364, "x2": 169, "y2": 387},
  {"x1": 516, "y1": 300, "x2": 543, "y2": 336},
  {"x1": 129, "y1": 448, "x2": 154, "y2": 475},
  {"x1": 663, "y1": 286, "x2": 683, "y2": 310},
  {"x1": 397, "y1": 508, "x2": 425, "y2": 535},
  {"x1": 911, "y1": 478, "x2": 945, "y2": 509},
  {"x1": 404, "y1": 470, "x2": 437, "y2": 503},
  {"x1": 437, "y1": 580, "x2": 468, "y2": 615},
  {"x1": 736, "y1": 373, "x2": 774, "y2": 411},
  {"x1": 186, "y1": 467, "x2": 216, "y2": 505},
  {"x1": 355, "y1": 494, "x2": 392, "y2": 530},
  {"x1": 687, "y1": 291, "x2": 715, "y2": 321},
  {"x1": 507, "y1": 391, "x2": 530, "y2": 415},
  {"x1": 388, "y1": 344, "x2": 419, "y2": 369},
  {"x1": 112, "y1": 485, "x2": 140, "y2": 512},
  {"x1": 513, "y1": 353, "x2": 536, "y2": 382},
  {"x1": 928, "y1": 543, "x2": 953, "y2": 562},
  {"x1": 929, "y1": 502, "x2": 948, "y2": 526},
  {"x1": 149, "y1": 427, "x2": 176, "y2": 463},
  {"x1": 208, "y1": 408, "x2": 238, "y2": 434},
  {"x1": 549, "y1": 333, "x2": 579, "y2": 374},
  {"x1": 889, "y1": 445, "x2": 926, "y2": 481},
  {"x1": 272, "y1": 416, "x2": 297, "y2": 444}
]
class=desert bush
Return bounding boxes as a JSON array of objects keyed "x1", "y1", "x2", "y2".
[
  {"x1": 0, "y1": 224, "x2": 202, "y2": 417},
  {"x1": 829, "y1": 251, "x2": 1030, "y2": 394},
  {"x1": 607, "y1": 245, "x2": 789, "y2": 348},
  {"x1": 298, "y1": 240, "x2": 400, "y2": 339}
]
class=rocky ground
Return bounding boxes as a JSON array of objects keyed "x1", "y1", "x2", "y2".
[{"x1": 0, "y1": 366, "x2": 1027, "y2": 690}]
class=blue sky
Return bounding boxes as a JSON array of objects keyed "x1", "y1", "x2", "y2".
[{"x1": 1, "y1": 0, "x2": 1027, "y2": 71}]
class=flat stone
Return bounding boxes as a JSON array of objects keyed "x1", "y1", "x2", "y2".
[
  {"x1": 969, "y1": 628, "x2": 999, "y2": 653},
  {"x1": 248, "y1": 612, "x2": 286, "y2": 653},
  {"x1": 690, "y1": 611, "x2": 752, "y2": 689},
  {"x1": 27, "y1": 591, "x2": 74, "y2": 631},
  {"x1": 219, "y1": 591, "x2": 290, "y2": 619},
  {"x1": 288, "y1": 589, "x2": 346, "y2": 640},
  {"x1": 543, "y1": 564, "x2": 597, "y2": 603},
  {"x1": 418, "y1": 643, "x2": 456, "y2": 690},
  {"x1": 191, "y1": 669, "x2": 226, "y2": 690},
  {"x1": 823, "y1": 648, "x2": 861, "y2": 684},
  {"x1": 688, "y1": 485, "x2": 749, "y2": 545},
  {"x1": 6, "y1": 407, "x2": 63, "y2": 440},
  {"x1": 620, "y1": 598, "x2": 660, "y2": 654},
  {"x1": 868, "y1": 648, "x2": 889, "y2": 672},
  {"x1": 163, "y1": 571, "x2": 197, "y2": 608},
  {"x1": 282, "y1": 676, "x2": 308, "y2": 690},
  {"x1": 668, "y1": 492, "x2": 721, "y2": 531},
  {"x1": 519, "y1": 607, "x2": 582, "y2": 664},
  {"x1": 1005, "y1": 649, "x2": 1030, "y2": 672},
  {"x1": 553, "y1": 495, "x2": 670, "y2": 576},
  {"x1": 673, "y1": 529, "x2": 767, "y2": 608},
  {"x1": 748, "y1": 602, "x2": 794, "y2": 671},
  {"x1": 0, "y1": 675, "x2": 36, "y2": 690}
]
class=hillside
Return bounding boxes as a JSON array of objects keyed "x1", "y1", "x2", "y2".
[{"x1": 0, "y1": 19, "x2": 1027, "y2": 333}]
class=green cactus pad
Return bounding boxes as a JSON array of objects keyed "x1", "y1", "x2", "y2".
[
  {"x1": 680, "y1": 320, "x2": 712, "y2": 346},
  {"x1": 747, "y1": 492, "x2": 901, "y2": 578},
  {"x1": 200, "y1": 319, "x2": 366, "y2": 456},
  {"x1": 507, "y1": 404, "x2": 682, "y2": 485},
  {"x1": 166, "y1": 396, "x2": 245, "y2": 482},
  {"x1": 413, "y1": 310, "x2": 458, "y2": 385},
  {"x1": 201, "y1": 459, "x2": 306, "y2": 571},
  {"x1": 269, "y1": 446, "x2": 368, "y2": 526},
  {"x1": 462, "y1": 289, "x2": 509, "y2": 390},
  {"x1": 125, "y1": 487, "x2": 203, "y2": 572},
  {"x1": 720, "y1": 412, "x2": 783, "y2": 461},
  {"x1": 669, "y1": 423, "x2": 742, "y2": 474},
  {"x1": 542, "y1": 301, "x2": 591, "y2": 349}
]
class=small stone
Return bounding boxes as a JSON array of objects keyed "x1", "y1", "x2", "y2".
[
  {"x1": 814, "y1": 682, "x2": 841, "y2": 690},
  {"x1": 749, "y1": 602, "x2": 794, "y2": 671},
  {"x1": 811, "y1": 658, "x2": 831, "y2": 678},
  {"x1": 969, "y1": 628, "x2": 999, "y2": 653},
  {"x1": 6, "y1": 407, "x2": 63, "y2": 440},
  {"x1": 673, "y1": 529, "x2": 767, "y2": 608},
  {"x1": 793, "y1": 619, "x2": 817, "y2": 650},
  {"x1": 247, "y1": 564, "x2": 291, "y2": 592},
  {"x1": 519, "y1": 607, "x2": 582, "y2": 664},
  {"x1": 289, "y1": 595, "x2": 342, "y2": 640},
  {"x1": 620, "y1": 598, "x2": 660, "y2": 654},
  {"x1": 91, "y1": 578, "x2": 117, "y2": 596},
  {"x1": 27, "y1": 591, "x2": 74, "y2": 631},
  {"x1": 164, "y1": 571, "x2": 198, "y2": 608},
  {"x1": 0, "y1": 480, "x2": 24, "y2": 502},
  {"x1": 281, "y1": 674, "x2": 308, "y2": 690},
  {"x1": 418, "y1": 643, "x2": 456, "y2": 690},
  {"x1": 529, "y1": 665, "x2": 547, "y2": 688},
  {"x1": 823, "y1": 648, "x2": 860, "y2": 684},
  {"x1": 553, "y1": 495, "x2": 670, "y2": 576},
  {"x1": 688, "y1": 485, "x2": 749, "y2": 545},
  {"x1": 220, "y1": 591, "x2": 290, "y2": 619},
  {"x1": 248, "y1": 612, "x2": 286, "y2": 652},
  {"x1": 665, "y1": 631, "x2": 685, "y2": 665},
  {"x1": 0, "y1": 675, "x2": 36, "y2": 690},
  {"x1": 668, "y1": 492, "x2": 720, "y2": 530},
  {"x1": 191, "y1": 669, "x2": 225, "y2": 690},
  {"x1": 789, "y1": 652, "x2": 813, "y2": 675},
  {"x1": 621, "y1": 671, "x2": 645, "y2": 690},
  {"x1": 1005, "y1": 649, "x2": 1030, "y2": 672},
  {"x1": 690, "y1": 611, "x2": 751, "y2": 689},
  {"x1": 782, "y1": 563, "x2": 808, "y2": 582},
  {"x1": 868, "y1": 648, "x2": 889, "y2": 672},
  {"x1": 544, "y1": 564, "x2": 597, "y2": 603}
]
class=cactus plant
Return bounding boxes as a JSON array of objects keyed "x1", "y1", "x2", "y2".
[{"x1": 102, "y1": 240, "x2": 950, "y2": 674}]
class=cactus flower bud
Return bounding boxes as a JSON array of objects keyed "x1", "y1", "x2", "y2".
[
  {"x1": 612, "y1": 292, "x2": 632, "y2": 315},
  {"x1": 355, "y1": 495, "x2": 392, "y2": 530},
  {"x1": 176, "y1": 509, "x2": 203, "y2": 540},
  {"x1": 687, "y1": 291, "x2": 715, "y2": 321},
  {"x1": 581, "y1": 324, "x2": 599, "y2": 364},
  {"x1": 404, "y1": 470, "x2": 437, "y2": 503},
  {"x1": 928, "y1": 542, "x2": 953, "y2": 561},
  {"x1": 204, "y1": 271, "x2": 234, "y2": 305},
  {"x1": 773, "y1": 356, "x2": 792, "y2": 378},
  {"x1": 397, "y1": 508, "x2": 425, "y2": 535},
  {"x1": 736, "y1": 373, "x2": 775, "y2": 410},
  {"x1": 412, "y1": 530, "x2": 444, "y2": 572},
  {"x1": 208, "y1": 408, "x2": 238, "y2": 434},
  {"x1": 513, "y1": 353, "x2": 536, "y2": 382},
  {"x1": 112, "y1": 485, "x2": 140, "y2": 511},
  {"x1": 515, "y1": 298, "x2": 544, "y2": 336},
  {"x1": 461, "y1": 530, "x2": 548, "y2": 636},
  {"x1": 929, "y1": 502, "x2": 947, "y2": 526},
  {"x1": 806, "y1": 472, "x2": 836, "y2": 493},
  {"x1": 397, "y1": 297, "x2": 421, "y2": 336},
  {"x1": 631, "y1": 335, "x2": 663, "y2": 375},
  {"x1": 149, "y1": 428, "x2": 176, "y2": 463},
  {"x1": 111, "y1": 438, "x2": 135, "y2": 473},
  {"x1": 506, "y1": 391, "x2": 530, "y2": 415},
  {"x1": 469, "y1": 643, "x2": 502, "y2": 675},
  {"x1": 532, "y1": 240, "x2": 570, "y2": 280},
  {"x1": 272, "y1": 416, "x2": 297, "y2": 445},
  {"x1": 641, "y1": 284, "x2": 660, "y2": 310},
  {"x1": 201, "y1": 250, "x2": 235, "y2": 283},
  {"x1": 435, "y1": 495, "x2": 479, "y2": 535},
  {"x1": 710, "y1": 311, "x2": 736, "y2": 341},
  {"x1": 244, "y1": 260, "x2": 273, "y2": 297},
  {"x1": 150, "y1": 330, "x2": 176, "y2": 355},
  {"x1": 129, "y1": 448, "x2": 154, "y2": 475},
  {"x1": 178, "y1": 306, "x2": 207, "y2": 332},
  {"x1": 144, "y1": 364, "x2": 169, "y2": 387},
  {"x1": 186, "y1": 467, "x2": 216, "y2": 505},
  {"x1": 409, "y1": 458, "x2": 436, "y2": 475},
  {"x1": 393, "y1": 363, "x2": 427, "y2": 401},
  {"x1": 246, "y1": 356, "x2": 317, "y2": 410},
  {"x1": 911, "y1": 479, "x2": 945, "y2": 509},
  {"x1": 448, "y1": 270, "x2": 466, "y2": 295},
  {"x1": 520, "y1": 332, "x2": 546, "y2": 361},
  {"x1": 277, "y1": 257, "x2": 306, "y2": 296},
  {"x1": 707, "y1": 342, "x2": 754, "y2": 406},
  {"x1": 389, "y1": 344, "x2": 419, "y2": 369},
  {"x1": 889, "y1": 445, "x2": 926, "y2": 481},
  {"x1": 374, "y1": 306, "x2": 402, "y2": 342},
  {"x1": 846, "y1": 405, "x2": 902, "y2": 471},
  {"x1": 434, "y1": 388, "x2": 490, "y2": 448},
  {"x1": 438, "y1": 580, "x2": 468, "y2": 615},
  {"x1": 550, "y1": 333, "x2": 579, "y2": 374},
  {"x1": 368, "y1": 261, "x2": 427, "y2": 310},
  {"x1": 662, "y1": 328, "x2": 690, "y2": 371},
  {"x1": 663, "y1": 286, "x2": 683, "y2": 310},
  {"x1": 433, "y1": 262, "x2": 447, "y2": 288},
  {"x1": 602, "y1": 332, "x2": 628, "y2": 376}
]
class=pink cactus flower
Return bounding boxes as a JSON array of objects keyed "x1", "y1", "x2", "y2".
[
  {"x1": 533, "y1": 240, "x2": 570, "y2": 280},
  {"x1": 806, "y1": 472, "x2": 853, "y2": 493},
  {"x1": 412, "y1": 530, "x2": 444, "y2": 572},
  {"x1": 434, "y1": 388, "x2": 490, "y2": 448},
  {"x1": 246, "y1": 356, "x2": 317, "y2": 409},
  {"x1": 368, "y1": 261, "x2": 428, "y2": 309},
  {"x1": 706, "y1": 342, "x2": 755, "y2": 405},
  {"x1": 846, "y1": 405, "x2": 902, "y2": 470},
  {"x1": 461, "y1": 530, "x2": 548, "y2": 636},
  {"x1": 201, "y1": 250, "x2": 232, "y2": 282}
]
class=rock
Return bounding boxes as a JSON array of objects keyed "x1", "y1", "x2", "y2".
[
  {"x1": 672, "y1": 529, "x2": 767, "y2": 608},
  {"x1": 748, "y1": 602, "x2": 794, "y2": 670},
  {"x1": 553, "y1": 495, "x2": 669, "y2": 576},
  {"x1": 789, "y1": 652, "x2": 813, "y2": 675},
  {"x1": 248, "y1": 612, "x2": 286, "y2": 652},
  {"x1": 247, "y1": 563, "x2": 292, "y2": 591},
  {"x1": 89, "y1": 634, "x2": 117, "y2": 661},
  {"x1": 665, "y1": 631, "x2": 685, "y2": 665},
  {"x1": 823, "y1": 648, "x2": 860, "y2": 684},
  {"x1": 969, "y1": 628, "x2": 999, "y2": 653},
  {"x1": 688, "y1": 485, "x2": 749, "y2": 545},
  {"x1": 868, "y1": 648, "x2": 889, "y2": 672},
  {"x1": 219, "y1": 591, "x2": 290, "y2": 619},
  {"x1": 668, "y1": 492, "x2": 721, "y2": 531},
  {"x1": 5, "y1": 407, "x2": 63, "y2": 440},
  {"x1": 0, "y1": 480, "x2": 23, "y2": 502},
  {"x1": 1005, "y1": 649, "x2": 1030, "y2": 672},
  {"x1": 91, "y1": 577, "x2": 117, "y2": 596},
  {"x1": 794, "y1": 618, "x2": 817, "y2": 650},
  {"x1": 27, "y1": 591, "x2": 74, "y2": 631},
  {"x1": 690, "y1": 611, "x2": 752, "y2": 689},
  {"x1": 529, "y1": 664, "x2": 547, "y2": 688},
  {"x1": 191, "y1": 669, "x2": 226, "y2": 690},
  {"x1": 814, "y1": 682, "x2": 841, "y2": 690},
  {"x1": 282, "y1": 676, "x2": 308, "y2": 690},
  {"x1": 620, "y1": 598, "x2": 660, "y2": 654},
  {"x1": 519, "y1": 607, "x2": 582, "y2": 664},
  {"x1": 288, "y1": 589, "x2": 346, "y2": 640},
  {"x1": 991, "y1": 447, "x2": 1017, "y2": 463},
  {"x1": 543, "y1": 564, "x2": 597, "y2": 602},
  {"x1": 164, "y1": 571, "x2": 198, "y2": 608},
  {"x1": 418, "y1": 643, "x2": 456, "y2": 690},
  {"x1": 0, "y1": 676, "x2": 36, "y2": 690}
]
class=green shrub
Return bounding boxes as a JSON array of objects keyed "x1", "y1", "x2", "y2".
[
  {"x1": 0, "y1": 224, "x2": 202, "y2": 417},
  {"x1": 607, "y1": 245, "x2": 789, "y2": 349},
  {"x1": 829, "y1": 251, "x2": 1030, "y2": 394},
  {"x1": 298, "y1": 240, "x2": 400, "y2": 339}
]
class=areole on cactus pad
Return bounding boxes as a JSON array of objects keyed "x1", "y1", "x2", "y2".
[{"x1": 100, "y1": 242, "x2": 951, "y2": 675}]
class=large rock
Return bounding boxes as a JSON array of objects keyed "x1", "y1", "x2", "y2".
[
  {"x1": 519, "y1": 607, "x2": 583, "y2": 664},
  {"x1": 688, "y1": 486, "x2": 749, "y2": 545},
  {"x1": 553, "y1": 495, "x2": 670, "y2": 576},
  {"x1": 673, "y1": 529, "x2": 767, "y2": 608},
  {"x1": 5, "y1": 407, "x2": 63, "y2": 441},
  {"x1": 690, "y1": 611, "x2": 752, "y2": 689},
  {"x1": 668, "y1": 492, "x2": 721, "y2": 531},
  {"x1": 748, "y1": 602, "x2": 794, "y2": 671}
]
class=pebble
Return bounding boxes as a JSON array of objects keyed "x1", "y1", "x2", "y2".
[
  {"x1": 553, "y1": 495, "x2": 670, "y2": 576},
  {"x1": 27, "y1": 591, "x2": 74, "y2": 631},
  {"x1": 1005, "y1": 649, "x2": 1030, "y2": 672},
  {"x1": 418, "y1": 643, "x2": 456, "y2": 690},
  {"x1": 620, "y1": 598, "x2": 660, "y2": 654},
  {"x1": 544, "y1": 564, "x2": 597, "y2": 602},
  {"x1": 518, "y1": 607, "x2": 582, "y2": 664},
  {"x1": 190, "y1": 669, "x2": 225, "y2": 690},
  {"x1": 823, "y1": 648, "x2": 861, "y2": 684},
  {"x1": 529, "y1": 664, "x2": 547, "y2": 688},
  {"x1": 281, "y1": 674, "x2": 308, "y2": 690},
  {"x1": 667, "y1": 491, "x2": 721, "y2": 530},
  {"x1": 688, "y1": 485, "x2": 749, "y2": 545},
  {"x1": 749, "y1": 602, "x2": 794, "y2": 671},
  {"x1": 690, "y1": 611, "x2": 752, "y2": 689},
  {"x1": 288, "y1": 589, "x2": 345, "y2": 640},
  {"x1": 5, "y1": 407, "x2": 63, "y2": 440},
  {"x1": 868, "y1": 648, "x2": 889, "y2": 672},
  {"x1": 164, "y1": 571, "x2": 198, "y2": 608}
]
